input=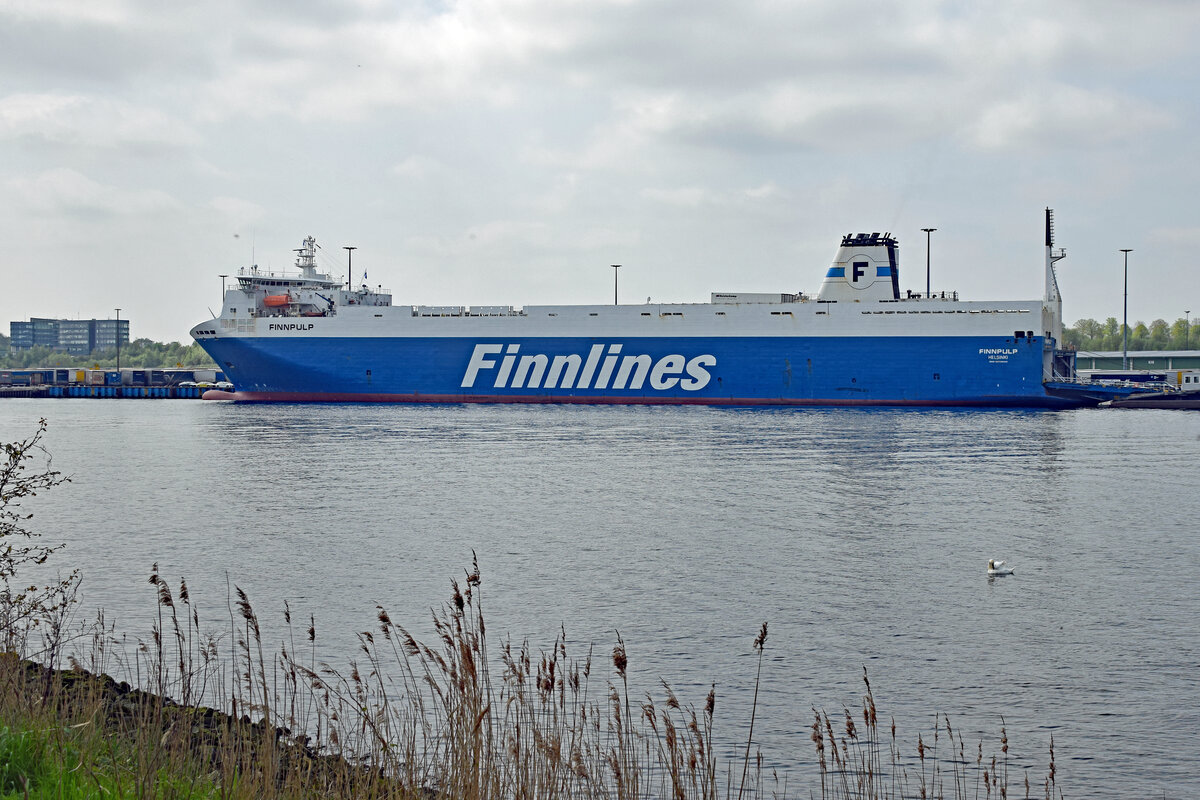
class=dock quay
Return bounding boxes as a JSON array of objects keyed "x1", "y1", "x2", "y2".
[
  {"x1": 0, "y1": 367, "x2": 223, "y2": 399},
  {"x1": 0, "y1": 384, "x2": 206, "y2": 399}
]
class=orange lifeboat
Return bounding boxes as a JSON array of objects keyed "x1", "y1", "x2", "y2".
[{"x1": 263, "y1": 294, "x2": 291, "y2": 308}]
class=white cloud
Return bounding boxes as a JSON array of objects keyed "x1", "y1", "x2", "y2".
[
  {"x1": 210, "y1": 197, "x2": 267, "y2": 228},
  {"x1": 642, "y1": 186, "x2": 715, "y2": 208},
  {"x1": 3, "y1": 0, "x2": 136, "y2": 25},
  {"x1": 7, "y1": 168, "x2": 179, "y2": 217},
  {"x1": 964, "y1": 85, "x2": 1174, "y2": 152},
  {"x1": 1151, "y1": 226, "x2": 1200, "y2": 247},
  {"x1": 405, "y1": 217, "x2": 639, "y2": 260},
  {"x1": 642, "y1": 183, "x2": 788, "y2": 208},
  {"x1": 0, "y1": 94, "x2": 201, "y2": 151},
  {"x1": 391, "y1": 155, "x2": 443, "y2": 177}
]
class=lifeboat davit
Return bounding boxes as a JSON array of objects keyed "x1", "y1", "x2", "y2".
[{"x1": 263, "y1": 294, "x2": 291, "y2": 308}]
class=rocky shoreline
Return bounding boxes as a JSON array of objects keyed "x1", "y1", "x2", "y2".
[{"x1": 2, "y1": 655, "x2": 403, "y2": 797}]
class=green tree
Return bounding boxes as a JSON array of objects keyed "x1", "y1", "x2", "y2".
[
  {"x1": 1099, "y1": 318, "x2": 1118, "y2": 350},
  {"x1": 1148, "y1": 319, "x2": 1169, "y2": 349},
  {"x1": 0, "y1": 340, "x2": 215, "y2": 370},
  {"x1": 1066, "y1": 315, "x2": 1198, "y2": 351},
  {"x1": 1078, "y1": 318, "x2": 1103, "y2": 343},
  {"x1": 1170, "y1": 319, "x2": 1186, "y2": 348},
  {"x1": 1170, "y1": 318, "x2": 1199, "y2": 350},
  {"x1": 1065, "y1": 318, "x2": 1104, "y2": 349},
  {"x1": 1129, "y1": 322, "x2": 1149, "y2": 350}
]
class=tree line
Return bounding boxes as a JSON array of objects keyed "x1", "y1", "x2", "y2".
[
  {"x1": 0, "y1": 334, "x2": 216, "y2": 370},
  {"x1": 1063, "y1": 315, "x2": 1198, "y2": 351}
]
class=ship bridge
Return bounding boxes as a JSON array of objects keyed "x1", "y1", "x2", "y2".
[{"x1": 224, "y1": 236, "x2": 392, "y2": 319}]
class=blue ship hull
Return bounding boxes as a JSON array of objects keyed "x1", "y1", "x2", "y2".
[{"x1": 198, "y1": 333, "x2": 1082, "y2": 408}]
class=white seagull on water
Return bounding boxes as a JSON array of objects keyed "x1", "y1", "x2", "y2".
[{"x1": 987, "y1": 559, "x2": 1015, "y2": 576}]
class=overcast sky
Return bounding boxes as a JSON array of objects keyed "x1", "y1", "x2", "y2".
[{"x1": 3, "y1": 0, "x2": 1198, "y2": 343}]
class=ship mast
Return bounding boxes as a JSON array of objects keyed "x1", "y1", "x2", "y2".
[
  {"x1": 295, "y1": 236, "x2": 321, "y2": 281},
  {"x1": 1044, "y1": 208, "x2": 1066, "y2": 344}
]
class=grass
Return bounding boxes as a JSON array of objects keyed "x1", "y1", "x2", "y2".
[
  {"x1": 0, "y1": 713, "x2": 225, "y2": 799},
  {"x1": 0, "y1": 724, "x2": 46, "y2": 795},
  {"x1": 0, "y1": 655, "x2": 223, "y2": 799},
  {"x1": 0, "y1": 558, "x2": 1063, "y2": 800}
]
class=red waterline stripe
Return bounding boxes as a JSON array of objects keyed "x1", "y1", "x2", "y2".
[{"x1": 202, "y1": 390, "x2": 1067, "y2": 408}]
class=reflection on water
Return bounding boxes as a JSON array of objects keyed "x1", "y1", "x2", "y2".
[{"x1": 1, "y1": 400, "x2": 1198, "y2": 798}]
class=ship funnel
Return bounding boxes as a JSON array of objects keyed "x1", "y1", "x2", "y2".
[{"x1": 815, "y1": 232, "x2": 900, "y2": 302}]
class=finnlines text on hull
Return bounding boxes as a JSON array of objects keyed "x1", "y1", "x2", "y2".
[{"x1": 461, "y1": 343, "x2": 716, "y2": 391}]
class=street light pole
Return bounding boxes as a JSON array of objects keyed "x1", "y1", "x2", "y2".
[
  {"x1": 344, "y1": 246, "x2": 357, "y2": 289},
  {"x1": 611, "y1": 264, "x2": 621, "y2": 306},
  {"x1": 1120, "y1": 249, "x2": 1132, "y2": 370},
  {"x1": 1186, "y1": 310, "x2": 1191, "y2": 350},
  {"x1": 114, "y1": 308, "x2": 121, "y2": 372},
  {"x1": 921, "y1": 228, "x2": 936, "y2": 299}
]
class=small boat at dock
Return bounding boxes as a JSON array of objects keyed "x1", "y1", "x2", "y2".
[{"x1": 1101, "y1": 391, "x2": 1200, "y2": 409}]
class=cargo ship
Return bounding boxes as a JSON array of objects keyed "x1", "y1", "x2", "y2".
[{"x1": 190, "y1": 209, "x2": 1099, "y2": 407}]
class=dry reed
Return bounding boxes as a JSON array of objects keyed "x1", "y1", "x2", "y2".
[{"x1": 0, "y1": 556, "x2": 1064, "y2": 799}]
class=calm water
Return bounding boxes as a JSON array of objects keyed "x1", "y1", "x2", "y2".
[{"x1": 2, "y1": 399, "x2": 1198, "y2": 797}]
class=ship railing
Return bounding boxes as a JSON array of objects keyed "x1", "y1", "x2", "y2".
[
  {"x1": 248, "y1": 308, "x2": 334, "y2": 319},
  {"x1": 238, "y1": 266, "x2": 347, "y2": 285},
  {"x1": 1084, "y1": 378, "x2": 1176, "y2": 392},
  {"x1": 239, "y1": 266, "x2": 306, "y2": 280},
  {"x1": 903, "y1": 290, "x2": 960, "y2": 301}
]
